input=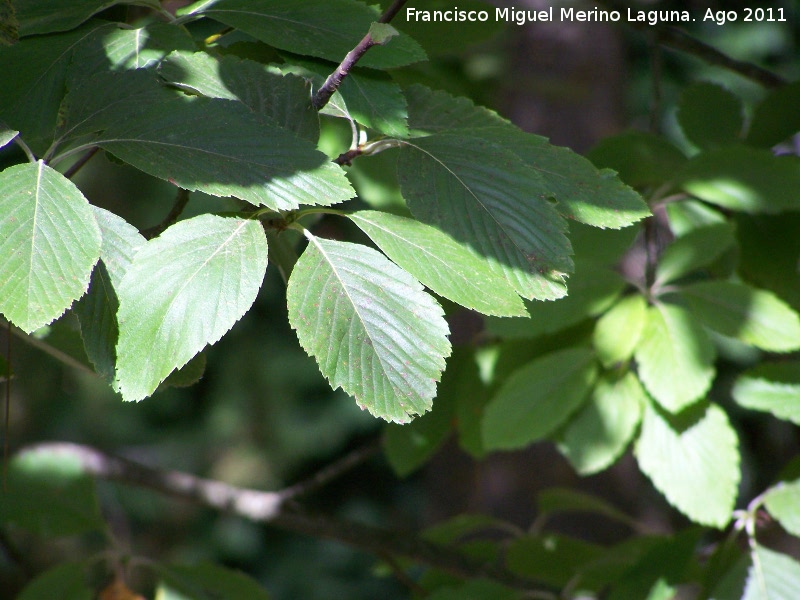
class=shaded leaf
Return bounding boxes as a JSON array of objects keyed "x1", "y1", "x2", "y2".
[
  {"x1": 0, "y1": 0, "x2": 18, "y2": 45},
  {"x1": 157, "y1": 561, "x2": 270, "y2": 600},
  {"x1": 538, "y1": 487, "x2": 637, "y2": 527},
  {"x1": 397, "y1": 134, "x2": 572, "y2": 301},
  {"x1": 747, "y1": 81, "x2": 800, "y2": 148},
  {"x1": 675, "y1": 147, "x2": 800, "y2": 213},
  {"x1": 558, "y1": 371, "x2": 645, "y2": 475},
  {"x1": 349, "y1": 210, "x2": 525, "y2": 317},
  {"x1": 116, "y1": 215, "x2": 268, "y2": 401},
  {"x1": 74, "y1": 207, "x2": 145, "y2": 383},
  {"x1": 159, "y1": 51, "x2": 319, "y2": 141},
  {"x1": 655, "y1": 223, "x2": 735, "y2": 285},
  {"x1": 12, "y1": 0, "x2": 134, "y2": 36},
  {"x1": 487, "y1": 266, "x2": 625, "y2": 339},
  {"x1": 482, "y1": 348, "x2": 597, "y2": 451},
  {"x1": 593, "y1": 293, "x2": 647, "y2": 368},
  {"x1": 94, "y1": 95, "x2": 353, "y2": 210},
  {"x1": 587, "y1": 130, "x2": 687, "y2": 188},
  {"x1": 426, "y1": 580, "x2": 518, "y2": 600},
  {"x1": 635, "y1": 402, "x2": 739, "y2": 528},
  {"x1": 732, "y1": 361, "x2": 800, "y2": 425},
  {"x1": 287, "y1": 234, "x2": 451, "y2": 423},
  {"x1": 677, "y1": 82, "x2": 743, "y2": 149},
  {"x1": 179, "y1": 0, "x2": 426, "y2": 69},
  {"x1": 634, "y1": 303, "x2": 716, "y2": 413},
  {"x1": 0, "y1": 22, "x2": 112, "y2": 154},
  {"x1": 0, "y1": 161, "x2": 101, "y2": 333},
  {"x1": 679, "y1": 281, "x2": 800, "y2": 352},
  {"x1": 0, "y1": 448, "x2": 104, "y2": 537},
  {"x1": 0, "y1": 122, "x2": 18, "y2": 149},
  {"x1": 17, "y1": 562, "x2": 92, "y2": 600},
  {"x1": 506, "y1": 534, "x2": 604, "y2": 588},
  {"x1": 742, "y1": 546, "x2": 800, "y2": 600}
]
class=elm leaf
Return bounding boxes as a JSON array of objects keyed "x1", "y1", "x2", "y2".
[
  {"x1": 116, "y1": 215, "x2": 268, "y2": 401},
  {"x1": 0, "y1": 161, "x2": 101, "y2": 333},
  {"x1": 287, "y1": 233, "x2": 451, "y2": 423}
]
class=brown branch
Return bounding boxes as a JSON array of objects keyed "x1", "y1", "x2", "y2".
[
  {"x1": 17, "y1": 442, "x2": 552, "y2": 594},
  {"x1": 311, "y1": 0, "x2": 410, "y2": 111},
  {"x1": 63, "y1": 147, "x2": 99, "y2": 179},
  {"x1": 142, "y1": 187, "x2": 190, "y2": 239}
]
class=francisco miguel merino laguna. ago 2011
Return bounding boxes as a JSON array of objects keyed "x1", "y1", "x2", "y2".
[{"x1": 405, "y1": 6, "x2": 788, "y2": 26}]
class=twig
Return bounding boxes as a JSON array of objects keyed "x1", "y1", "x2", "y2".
[
  {"x1": 16, "y1": 442, "x2": 552, "y2": 594},
  {"x1": 63, "y1": 147, "x2": 99, "y2": 179},
  {"x1": 311, "y1": 0, "x2": 410, "y2": 110},
  {"x1": 279, "y1": 439, "x2": 381, "y2": 501},
  {"x1": 142, "y1": 188, "x2": 191, "y2": 239}
]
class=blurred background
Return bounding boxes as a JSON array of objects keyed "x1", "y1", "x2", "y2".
[{"x1": 1, "y1": 0, "x2": 799, "y2": 597}]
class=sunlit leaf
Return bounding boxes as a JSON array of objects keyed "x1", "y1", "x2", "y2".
[
  {"x1": 655, "y1": 223, "x2": 735, "y2": 285},
  {"x1": 634, "y1": 303, "x2": 715, "y2": 413},
  {"x1": 157, "y1": 562, "x2": 271, "y2": 600},
  {"x1": 742, "y1": 546, "x2": 800, "y2": 600},
  {"x1": 763, "y1": 479, "x2": 800, "y2": 537},
  {"x1": 482, "y1": 348, "x2": 597, "y2": 450},
  {"x1": 0, "y1": 161, "x2": 101, "y2": 333},
  {"x1": 558, "y1": 371, "x2": 645, "y2": 475},
  {"x1": 732, "y1": 361, "x2": 800, "y2": 425},
  {"x1": 635, "y1": 401, "x2": 739, "y2": 528},
  {"x1": 593, "y1": 293, "x2": 647, "y2": 368},
  {"x1": 678, "y1": 281, "x2": 800, "y2": 352},
  {"x1": 349, "y1": 210, "x2": 526, "y2": 317},
  {"x1": 287, "y1": 233, "x2": 451, "y2": 423},
  {"x1": 116, "y1": 215, "x2": 268, "y2": 401}
]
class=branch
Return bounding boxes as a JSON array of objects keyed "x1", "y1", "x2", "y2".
[
  {"x1": 311, "y1": 0, "x2": 410, "y2": 110},
  {"x1": 17, "y1": 442, "x2": 552, "y2": 595},
  {"x1": 63, "y1": 147, "x2": 99, "y2": 179},
  {"x1": 141, "y1": 187, "x2": 191, "y2": 239}
]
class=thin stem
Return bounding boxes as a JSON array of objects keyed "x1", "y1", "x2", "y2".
[
  {"x1": 311, "y1": 0, "x2": 410, "y2": 110},
  {"x1": 63, "y1": 147, "x2": 99, "y2": 179},
  {"x1": 142, "y1": 188, "x2": 191, "y2": 239},
  {"x1": 13, "y1": 136, "x2": 36, "y2": 163},
  {"x1": 4, "y1": 320, "x2": 96, "y2": 377},
  {"x1": 15, "y1": 442, "x2": 553, "y2": 594}
]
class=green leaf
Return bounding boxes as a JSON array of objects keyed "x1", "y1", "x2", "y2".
[
  {"x1": 764, "y1": 479, "x2": 800, "y2": 537},
  {"x1": 0, "y1": 123, "x2": 18, "y2": 148},
  {"x1": 736, "y1": 213, "x2": 800, "y2": 310},
  {"x1": 13, "y1": 0, "x2": 127, "y2": 36},
  {"x1": 0, "y1": 22, "x2": 112, "y2": 154},
  {"x1": 116, "y1": 215, "x2": 268, "y2": 401},
  {"x1": 74, "y1": 207, "x2": 145, "y2": 383},
  {"x1": 742, "y1": 546, "x2": 800, "y2": 600},
  {"x1": 506, "y1": 534, "x2": 604, "y2": 588},
  {"x1": 17, "y1": 562, "x2": 92, "y2": 600},
  {"x1": 537, "y1": 487, "x2": 637, "y2": 528},
  {"x1": 158, "y1": 51, "x2": 319, "y2": 142},
  {"x1": 487, "y1": 266, "x2": 625, "y2": 339},
  {"x1": 634, "y1": 303, "x2": 716, "y2": 413},
  {"x1": 0, "y1": 448, "x2": 105, "y2": 537},
  {"x1": 746, "y1": 81, "x2": 800, "y2": 148},
  {"x1": 0, "y1": 161, "x2": 101, "y2": 333},
  {"x1": 635, "y1": 401, "x2": 739, "y2": 528},
  {"x1": 286, "y1": 234, "x2": 451, "y2": 423},
  {"x1": 157, "y1": 561, "x2": 271, "y2": 600},
  {"x1": 93, "y1": 95, "x2": 353, "y2": 210},
  {"x1": 732, "y1": 362, "x2": 800, "y2": 425},
  {"x1": 655, "y1": 223, "x2": 735, "y2": 285},
  {"x1": 383, "y1": 391, "x2": 455, "y2": 477},
  {"x1": 675, "y1": 147, "x2": 800, "y2": 213},
  {"x1": 587, "y1": 131, "x2": 687, "y2": 188},
  {"x1": 397, "y1": 134, "x2": 572, "y2": 301},
  {"x1": 368, "y1": 21, "x2": 397, "y2": 45},
  {"x1": 0, "y1": 0, "x2": 19, "y2": 46},
  {"x1": 349, "y1": 210, "x2": 526, "y2": 317},
  {"x1": 677, "y1": 82, "x2": 743, "y2": 149},
  {"x1": 665, "y1": 199, "x2": 727, "y2": 237},
  {"x1": 593, "y1": 294, "x2": 647, "y2": 368},
  {"x1": 679, "y1": 281, "x2": 800, "y2": 352},
  {"x1": 404, "y1": 86, "x2": 650, "y2": 229},
  {"x1": 426, "y1": 580, "x2": 518, "y2": 600},
  {"x1": 558, "y1": 371, "x2": 645, "y2": 475},
  {"x1": 482, "y1": 348, "x2": 597, "y2": 451},
  {"x1": 179, "y1": 0, "x2": 426, "y2": 69},
  {"x1": 81, "y1": 21, "x2": 196, "y2": 71}
]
